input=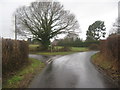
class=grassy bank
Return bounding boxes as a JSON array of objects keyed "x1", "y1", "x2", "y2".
[
  {"x1": 92, "y1": 53, "x2": 119, "y2": 70},
  {"x1": 91, "y1": 53, "x2": 119, "y2": 85},
  {"x1": 91, "y1": 53, "x2": 113, "y2": 69},
  {"x1": 3, "y1": 58, "x2": 45, "y2": 88}
]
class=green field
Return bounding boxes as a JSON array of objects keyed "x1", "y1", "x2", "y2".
[
  {"x1": 53, "y1": 46, "x2": 89, "y2": 52},
  {"x1": 29, "y1": 44, "x2": 40, "y2": 52},
  {"x1": 29, "y1": 44, "x2": 39, "y2": 48},
  {"x1": 71, "y1": 47, "x2": 89, "y2": 52},
  {"x1": 29, "y1": 44, "x2": 89, "y2": 55},
  {"x1": 37, "y1": 52, "x2": 76, "y2": 55}
]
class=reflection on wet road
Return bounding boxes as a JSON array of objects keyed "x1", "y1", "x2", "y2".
[{"x1": 29, "y1": 51, "x2": 116, "y2": 88}]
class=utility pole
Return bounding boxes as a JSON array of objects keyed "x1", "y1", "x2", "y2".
[{"x1": 15, "y1": 14, "x2": 17, "y2": 40}]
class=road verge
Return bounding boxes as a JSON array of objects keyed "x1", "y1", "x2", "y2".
[
  {"x1": 91, "y1": 53, "x2": 119, "y2": 88},
  {"x1": 3, "y1": 58, "x2": 45, "y2": 88}
]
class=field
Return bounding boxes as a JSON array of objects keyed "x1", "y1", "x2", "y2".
[
  {"x1": 29, "y1": 44, "x2": 40, "y2": 52},
  {"x1": 37, "y1": 52, "x2": 76, "y2": 55},
  {"x1": 71, "y1": 47, "x2": 89, "y2": 52},
  {"x1": 29, "y1": 44, "x2": 89, "y2": 55},
  {"x1": 29, "y1": 44, "x2": 39, "y2": 48}
]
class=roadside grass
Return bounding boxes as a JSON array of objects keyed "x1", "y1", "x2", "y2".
[
  {"x1": 29, "y1": 44, "x2": 89, "y2": 55},
  {"x1": 91, "y1": 53, "x2": 113, "y2": 69},
  {"x1": 91, "y1": 53, "x2": 119, "y2": 82},
  {"x1": 3, "y1": 58, "x2": 45, "y2": 88}
]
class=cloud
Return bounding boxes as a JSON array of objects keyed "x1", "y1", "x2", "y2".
[{"x1": 0, "y1": 0, "x2": 118, "y2": 39}]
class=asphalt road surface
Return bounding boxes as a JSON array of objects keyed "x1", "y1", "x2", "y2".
[
  {"x1": 29, "y1": 51, "x2": 116, "y2": 88},
  {"x1": 29, "y1": 54, "x2": 48, "y2": 63}
]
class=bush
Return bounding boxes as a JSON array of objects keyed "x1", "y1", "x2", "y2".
[
  {"x1": 2, "y1": 39, "x2": 29, "y2": 77},
  {"x1": 100, "y1": 35, "x2": 120, "y2": 62},
  {"x1": 106, "y1": 35, "x2": 119, "y2": 61},
  {"x1": 89, "y1": 44, "x2": 99, "y2": 50},
  {"x1": 59, "y1": 46, "x2": 71, "y2": 52},
  {"x1": 57, "y1": 38, "x2": 100, "y2": 47}
]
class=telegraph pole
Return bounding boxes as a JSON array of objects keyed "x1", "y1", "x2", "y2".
[{"x1": 15, "y1": 14, "x2": 17, "y2": 40}]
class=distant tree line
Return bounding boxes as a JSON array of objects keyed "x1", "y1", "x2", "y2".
[
  {"x1": 57, "y1": 38, "x2": 99, "y2": 47},
  {"x1": 57, "y1": 20, "x2": 106, "y2": 48}
]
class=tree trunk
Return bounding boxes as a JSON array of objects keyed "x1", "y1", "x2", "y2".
[{"x1": 41, "y1": 39, "x2": 50, "y2": 51}]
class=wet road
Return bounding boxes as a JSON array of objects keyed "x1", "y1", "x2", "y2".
[
  {"x1": 29, "y1": 54, "x2": 48, "y2": 64},
  {"x1": 29, "y1": 51, "x2": 116, "y2": 88}
]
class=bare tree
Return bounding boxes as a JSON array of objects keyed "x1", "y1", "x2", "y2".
[
  {"x1": 110, "y1": 1, "x2": 120, "y2": 35},
  {"x1": 15, "y1": 1, "x2": 79, "y2": 50},
  {"x1": 110, "y1": 18, "x2": 120, "y2": 35}
]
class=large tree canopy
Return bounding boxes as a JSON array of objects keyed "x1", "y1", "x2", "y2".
[
  {"x1": 15, "y1": 1, "x2": 79, "y2": 50},
  {"x1": 86, "y1": 20, "x2": 106, "y2": 41}
]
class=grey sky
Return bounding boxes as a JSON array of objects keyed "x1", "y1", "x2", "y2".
[{"x1": 0, "y1": 0, "x2": 119, "y2": 40}]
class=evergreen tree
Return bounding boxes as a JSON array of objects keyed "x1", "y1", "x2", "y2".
[{"x1": 86, "y1": 20, "x2": 106, "y2": 41}]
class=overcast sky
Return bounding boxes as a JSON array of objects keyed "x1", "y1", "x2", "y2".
[{"x1": 0, "y1": 0, "x2": 119, "y2": 40}]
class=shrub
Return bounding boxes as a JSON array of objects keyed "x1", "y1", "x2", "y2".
[
  {"x1": 57, "y1": 38, "x2": 100, "y2": 47},
  {"x1": 2, "y1": 39, "x2": 29, "y2": 78},
  {"x1": 59, "y1": 46, "x2": 71, "y2": 52},
  {"x1": 106, "y1": 35, "x2": 119, "y2": 61},
  {"x1": 89, "y1": 44, "x2": 99, "y2": 50},
  {"x1": 100, "y1": 35, "x2": 120, "y2": 62}
]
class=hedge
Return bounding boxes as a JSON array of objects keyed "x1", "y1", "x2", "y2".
[
  {"x1": 2, "y1": 39, "x2": 29, "y2": 77},
  {"x1": 100, "y1": 35, "x2": 120, "y2": 62},
  {"x1": 57, "y1": 39, "x2": 99, "y2": 47}
]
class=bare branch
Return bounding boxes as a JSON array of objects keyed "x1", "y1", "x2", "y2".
[{"x1": 15, "y1": 1, "x2": 80, "y2": 49}]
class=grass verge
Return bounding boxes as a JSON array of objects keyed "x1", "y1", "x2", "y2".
[
  {"x1": 91, "y1": 52, "x2": 119, "y2": 87},
  {"x1": 3, "y1": 58, "x2": 45, "y2": 88},
  {"x1": 91, "y1": 53, "x2": 117, "y2": 70}
]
